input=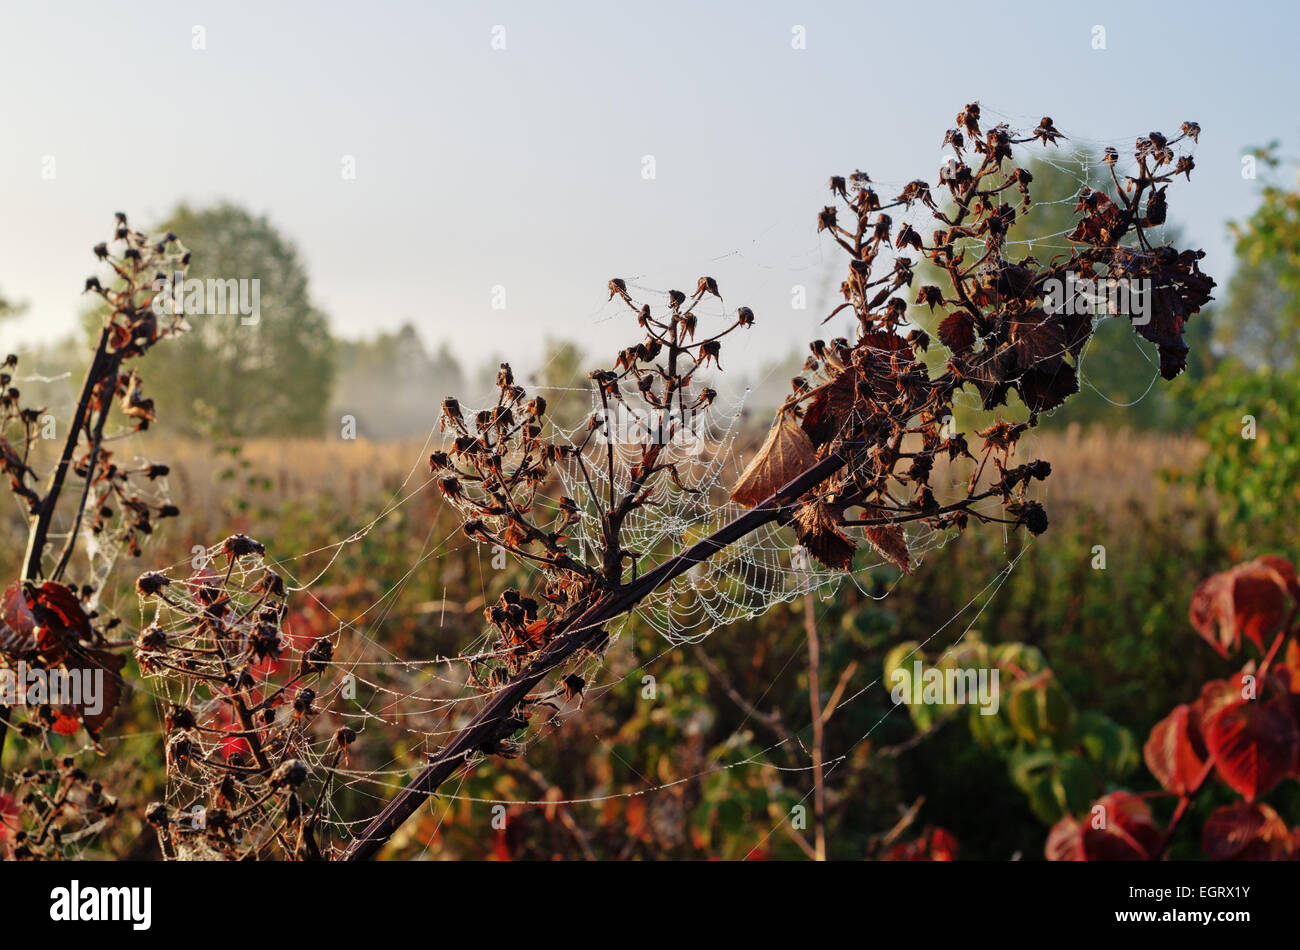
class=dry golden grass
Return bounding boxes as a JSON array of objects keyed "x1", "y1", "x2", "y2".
[
  {"x1": 163, "y1": 436, "x2": 430, "y2": 511},
  {"x1": 2, "y1": 426, "x2": 1205, "y2": 577}
]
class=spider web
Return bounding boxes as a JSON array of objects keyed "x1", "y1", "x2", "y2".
[{"x1": 537, "y1": 336, "x2": 960, "y2": 649}]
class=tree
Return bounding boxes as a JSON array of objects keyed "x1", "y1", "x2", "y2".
[
  {"x1": 331, "y1": 324, "x2": 465, "y2": 439},
  {"x1": 123, "y1": 204, "x2": 335, "y2": 437},
  {"x1": 0, "y1": 289, "x2": 22, "y2": 322},
  {"x1": 1214, "y1": 145, "x2": 1300, "y2": 371}
]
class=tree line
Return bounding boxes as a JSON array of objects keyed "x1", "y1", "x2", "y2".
[{"x1": 4, "y1": 149, "x2": 1296, "y2": 441}]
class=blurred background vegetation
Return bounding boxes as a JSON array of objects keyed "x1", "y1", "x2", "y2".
[{"x1": 3, "y1": 147, "x2": 1299, "y2": 860}]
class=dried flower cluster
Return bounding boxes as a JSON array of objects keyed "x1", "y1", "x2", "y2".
[
  {"x1": 345, "y1": 104, "x2": 1217, "y2": 859},
  {"x1": 3, "y1": 215, "x2": 187, "y2": 580},
  {"x1": 134, "y1": 536, "x2": 349, "y2": 859},
  {"x1": 0, "y1": 756, "x2": 118, "y2": 860},
  {"x1": 2, "y1": 216, "x2": 190, "y2": 859},
  {"x1": 753, "y1": 107, "x2": 1214, "y2": 574},
  {"x1": 431, "y1": 281, "x2": 753, "y2": 710}
]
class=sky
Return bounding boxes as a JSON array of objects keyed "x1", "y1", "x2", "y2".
[{"x1": 1, "y1": 0, "x2": 1297, "y2": 379}]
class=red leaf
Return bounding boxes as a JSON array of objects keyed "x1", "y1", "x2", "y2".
[
  {"x1": 793, "y1": 499, "x2": 856, "y2": 570},
  {"x1": 29, "y1": 582, "x2": 94, "y2": 641},
  {"x1": 50, "y1": 711, "x2": 81, "y2": 736},
  {"x1": 491, "y1": 825, "x2": 512, "y2": 862},
  {"x1": 1045, "y1": 816, "x2": 1085, "y2": 861},
  {"x1": 1016, "y1": 363, "x2": 1079, "y2": 414},
  {"x1": 0, "y1": 584, "x2": 37, "y2": 655},
  {"x1": 1204, "y1": 695, "x2": 1298, "y2": 801},
  {"x1": 1189, "y1": 557, "x2": 1296, "y2": 657},
  {"x1": 0, "y1": 790, "x2": 18, "y2": 859},
  {"x1": 928, "y1": 826, "x2": 960, "y2": 861},
  {"x1": 1256, "y1": 554, "x2": 1300, "y2": 600},
  {"x1": 1143, "y1": 704, "x2": 1207, "y2": 795},
  {"x1": 1045, "y1": 792, "x2": 1161, "y2": 861},
  {"x1": 1282, "y1": 638, "x2": 1300, "y2": 691},
  {"x1": 800, "y1": 371, "x2": 859, "y2": 448},
  {"x1": 864, "y1": 524, "x2": 911, "y2": 574},
  {"x1": 1203, "y1": 802, "x2": 1296, "y2": 860},
  {"x1": 883, "y1": 826, "x2": 960, "y2": 861},
  {"x1": 1009, "y1": 310, "x2": 1067, "y2": 372},
  {"x1": 731, "y1": 413, "x2": 818, "y2": 508},
  {"x1": 49, "y1": 645, "x2": 127, "y2": 739},
  {"x1": 1192, "y1": 676, "x2": 1246, "y2": 734}
]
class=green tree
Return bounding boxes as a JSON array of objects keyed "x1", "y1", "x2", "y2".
[
  {"x1": 124, "y1": 203, "x2": 335, "y2": 437},
  {"x1": 529, "y1": 337, "x2": 587, "y2": 431},
  {"x1": 1189, "y1": 366, "x2": 1300, "y2": 549},
  {"x1": 0, "y1": 286, "x2": 25, "y2": 323},
  {"x1": 331, "y1": 324, "x2": 465, "y2": 439},
  {"x1": 1214, "y1": 145, "x2": 1300, "y2": 371},
  {"x1": 1186, "y1": 149, "x2": 1300, "y2": 546}
]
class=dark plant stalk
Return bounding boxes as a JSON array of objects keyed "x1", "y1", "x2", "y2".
[
  {"x1": 342, "y1": 451, "x2": 846, "y2": 860},
  {"x1": 22, "y1": 325, "x2": 113, "y2": 582},
  {"x1": 52, "y1": 351, "x2": 123, "y2": 582},
  {"x1": 804, "y1": 591, "x2": 827, "y2": 861},
  {"x1": 5, "y1": 325, "x2": 113, "y2": 767},
  {"x1": 1153, "y1": 758, "x2": 1216, "y2": 858}
]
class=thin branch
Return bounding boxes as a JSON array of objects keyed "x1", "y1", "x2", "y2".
[
  {"x1": 803, "y1": 591, "x2": 827, "y2": 861},
  {"x1": 22, "y1": 325, "x2": 113, "y2": 581}
]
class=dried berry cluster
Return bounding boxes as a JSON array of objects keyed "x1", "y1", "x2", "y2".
[
  {"x1": 348, "y1": 105, "x2": 1219, "y2": 859},
  {"x1": 135, "y1": 536, "x2": 350, "y2": 860},
  {"x1": 432, "y1": 284, "x2": 752, "y2": 695},
  {"x1": 1, "y1": 756, "x2": 118, "y2": 860},
  {"x1": 3, "y1": 215, "x2": 187, "y2": 579},
  {"x1": 751, "y1": 106, "x2": 1214, "y2": 573}
]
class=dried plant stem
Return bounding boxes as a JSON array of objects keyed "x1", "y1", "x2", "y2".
[
  {"x1": 52, "y1": 350, "x2": 122, "y2": 582},
  {"x1": 5, "y1": 326, "x2": 114, "y2": 768},
  {"x1": 22, "y1": 325, "x2": 113, "y2": 582},
  {"x1": 343, "y1": 451, "x2": 847, "y2": 860},
  {"x1": 804, "y1": 591, "x2": 827, "y2": 861}
]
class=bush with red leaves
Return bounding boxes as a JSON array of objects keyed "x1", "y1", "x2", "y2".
[{"x1": 1048, "y1": 555, "x2": 1300, "y2": 860}]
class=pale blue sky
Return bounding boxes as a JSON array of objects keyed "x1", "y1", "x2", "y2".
[{"x1": 1, "y1": 0, "x2": 1296, "y2": 377}]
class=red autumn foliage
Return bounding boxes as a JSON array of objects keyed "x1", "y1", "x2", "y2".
[
  {"x1": 883, "y1": 826, "x2": 960, "y2": 861},
  {"x1": 1052, "y1": 555, "x2": 1300, "y2": 860},
  {"x1": 1045, "y1": 792, "x2": 1163, "y2": 861},
  {"x1": 0, "y1": 790, "x2": 18, "y2": 858},
  {"x1": 2, "y1": 582, "x2": 125, "y2": 739},
  {"x1": 1143, "y1": 704, "x2": 1207, "y2": 796},
  {"x1": 1203, "y1": 690, "x2": 1298, "y2": 802},
  {"x1": 1189, "y1": 555, "x2": 1297, "y2": 656},
  {"x1": 1202, "y1": 802, "x2": 1299, "y2": 860}
]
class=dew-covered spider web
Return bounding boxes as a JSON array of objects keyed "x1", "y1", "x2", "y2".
[{"x1": 539, "y1": 363, "x2": 963, "y2": 649}]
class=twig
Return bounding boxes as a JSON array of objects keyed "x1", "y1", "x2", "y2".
[
  {"x1": 696, "y1": 648, "x2": 793, "y2": 747},
  {"x1": 804, "y1": 591, "x2": 827, "y2": 861},
  {"x1": 22, "y1": 325, "x2": 113, "y2": 581}
]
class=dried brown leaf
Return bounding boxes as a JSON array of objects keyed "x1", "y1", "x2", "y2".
[
  {"x1": 793, "y1": 500, "x2": 856, "y2": 570},
  {"x1": 731, "y1": 413, "x2": 817, "y2": 508},
  {"x1": 864, "y1": 524, "x2": 911, "y2": 574},
  {"x1": 801, "y1": 369, "x2": 858, "y2": 447}
]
